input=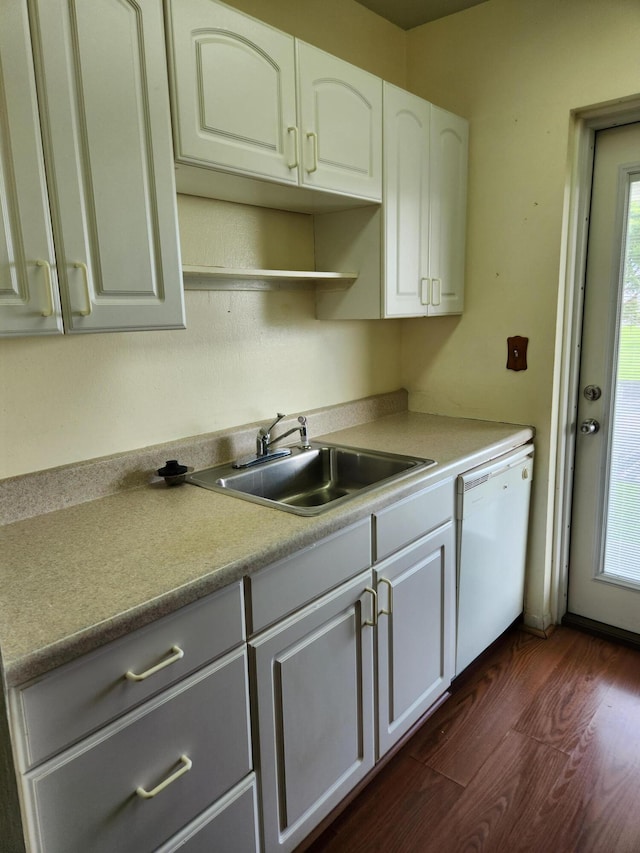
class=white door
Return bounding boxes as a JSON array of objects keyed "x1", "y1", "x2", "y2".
[
  {"x1": 568, "y1": 122, "x2": 640, "y2": 633},
  {"x1": 296, "y1": 42, "x2": 382, "y2": 201}
]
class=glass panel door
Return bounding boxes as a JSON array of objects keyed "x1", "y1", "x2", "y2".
[{"x1": 604, "y1": 177, "x2": 640, "y2": 584}]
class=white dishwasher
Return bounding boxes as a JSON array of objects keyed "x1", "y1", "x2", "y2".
[{"x1": 455, "y1": 444, "x2": 534, "y2": 675}]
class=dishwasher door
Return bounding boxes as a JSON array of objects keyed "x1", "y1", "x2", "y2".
[{"x1": 455, "y1": 445, "x2": 534, "y2": 675}]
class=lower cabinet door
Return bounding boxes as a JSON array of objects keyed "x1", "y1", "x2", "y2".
[
  {"x1": 24, "y1": 648, "x2": 251, "y2": 853},
  {"x1": 250, "y1": 570, "x2": 375, "y2": 853},
  {"x1": 376, "y1": 524, "x2": 455, "y2": 757}
]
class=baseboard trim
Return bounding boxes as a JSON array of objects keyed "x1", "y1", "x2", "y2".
[
  {"x1": 520, "y1": 623, "x2": 556, "y2": 640},
  {"x1": 562, "y1": 612, "x2": 640, "y2": 649}
]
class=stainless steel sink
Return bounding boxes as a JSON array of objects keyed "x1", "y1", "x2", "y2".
[{"x1": 186, "y1": 442, "x2": 435, "y2": 516}]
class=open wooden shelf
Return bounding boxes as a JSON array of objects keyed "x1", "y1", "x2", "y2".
[{"x1": 182, "y1": 265, "x2": 357, "y2": 292}]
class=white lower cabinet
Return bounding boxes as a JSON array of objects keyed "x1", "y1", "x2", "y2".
[
  {"x1": 12, "y1": 582, "x2": 256, "y2": 853},
  {"x1": 375, "y1": 524, "x2": 455, "y2": 757},
  {"x1": 250, "y1": 570, "x2": 376, "y2": 853},
  {"x1": 248, "y1": 484, "x2": 455, "y2": 852},
  {"x1": 374, "y1": 479, "x2": 456, "y2": 757},
  {"x1": 10, "y1": 481, "x2": 456, "y2": 852}
]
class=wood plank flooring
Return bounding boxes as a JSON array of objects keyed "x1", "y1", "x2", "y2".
[{"x1": 304, "y1": 626, "x2": 640, "y2": 853}]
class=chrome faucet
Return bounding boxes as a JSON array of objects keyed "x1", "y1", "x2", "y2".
[
  {"x1": 258, "y1": 413, "x2": 311, "y2": 456},
  {"x1": 234, "y1": 413, "x2": 311, "y2": 469}
]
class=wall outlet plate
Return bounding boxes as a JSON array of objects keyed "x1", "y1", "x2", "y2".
[{"x1": 507, "y1": 335, "x2": 528, "y2": 371}]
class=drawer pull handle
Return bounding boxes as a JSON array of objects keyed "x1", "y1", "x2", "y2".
[
  {"x1": 125, "y1": 645, "x2": 184, "y2": 682},
  {"x1": 362, "y1": 587, "x2": 378, "y2": 628},
  {"x1": 136, "y1": 754, "x2": 192, "y2": 799},
  {"x1": 378, "y1": 577, "x2": 393, "y2": 617}
]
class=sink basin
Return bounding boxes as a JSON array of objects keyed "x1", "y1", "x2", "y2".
[{"x1": 186, "y1": 442, "x2": 435, "y2": 516}]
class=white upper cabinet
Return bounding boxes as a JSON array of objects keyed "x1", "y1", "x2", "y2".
[
  {"x1": 166, "y1": 0, "x2": 299, "y2": 185},
  {"x1": 166, "y1": 0, "x2": 382, "y2": 209},
  {"x1": 296, "y1": 42, "x2": 382, "y2": 200},
  {"x1": 0, "y1": 3, "x2": 62, "y2": 336},
  {"x1": 428, "y1": 105, "x2": 468, "y2": 316},
  {"x1": 384, "y1": 85, "x2": 467, "y2": 317},
  {"x1": 0, "y1": 0, "x2": 185, "y2": 336},
  {"x1": 383, "y1": 85, "x2": 431, "y2": 318},
  {"x1": 316, "y1": 85, "x2": 468, "y2": 320}
]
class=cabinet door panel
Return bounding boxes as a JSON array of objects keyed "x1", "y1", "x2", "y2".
[
  {"x1": 251, "y1": 570, "x2": 375, "y2": 853},
  {"x1": 377, "y1": 525, "x2": 455, "y2": 757},
  {"x1": 32, "y1": 0, "x2": 184, "y2": 331},
  {"x1": 383, "y1": 84, "x2": 430, "y2": 317},
  {"x1": 0, "y1": 3, "x2": 61, "y2": 335},
  {"x1": 167, "y1": 0, "x2": 298, "y2": 184},
  {"x1": 297, "y1": 42, "x2": 381, "y2": 201},
  {"x1": 428, "y1": 105, "x2": 468, "y2": 315}
]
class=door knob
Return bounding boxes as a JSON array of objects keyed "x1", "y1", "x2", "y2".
[{"x1": 580, "y1": 419, "x2": 600, "y2": 434}]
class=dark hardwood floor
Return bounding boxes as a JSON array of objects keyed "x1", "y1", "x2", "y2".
[{"x1": 305, "y1": 625, "x2": 640, "y2": 853}]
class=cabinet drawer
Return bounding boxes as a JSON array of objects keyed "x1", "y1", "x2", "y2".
[
  {"x1": 248, "y1": 518, "x2": 372, "y2": 633},
  {"x1": 374, "y1": 479, "x2": 453, "y2": 561},
  {"x1": 17, "y1": 581, "x2": 244, "y2": 768},
  {"x1": 25, "y1": 648, "x2": 252, "y2": 853},
  {"x1": 158, "y1": 774, "x2": 259, "y2": 853}
]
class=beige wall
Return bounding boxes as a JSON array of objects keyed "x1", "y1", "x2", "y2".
[
  {"x1": 403, "y1": 0, "x2": 640, "y2": 626},
  {"x1": 0, "y1": 0, "x2": 405, "y2": 480}
]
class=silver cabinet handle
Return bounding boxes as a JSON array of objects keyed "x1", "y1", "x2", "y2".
[
  {"x1": 36, "y1": 260, "x2": 54, "y2": 317},
  {"x1": 432, "y1": 278, "x2": 442, "y2": 306},
  {"x1": 73, "y1": 261, "x2": 92, "y2": 316},
  {"x1": 287, "y1": 125, "x2": 299, "y2": 169},
  {"x1": 125, "y1": 645, "x2": 184, "y2": 682},
  {"x1": 377, "y1": 577, "x2": 393, "y2": 617},
  {"x1": 362, "y1": 587, "x2": 378, "y2": 627},
  {"x1": 306, "y1": 131, "x2": 318, "y2": 173},
  {"x1": 136, "y1": 754, "x2": 192, "y2": 799}
]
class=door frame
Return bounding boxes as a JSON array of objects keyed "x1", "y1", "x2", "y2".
[{"x1": 552, "y1": 95, "x2": 640, "y2": 628}]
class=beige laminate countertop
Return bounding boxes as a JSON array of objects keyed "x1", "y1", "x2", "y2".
[{"x1": 0, "y1": 412, "x2": 533, "y2": 688}]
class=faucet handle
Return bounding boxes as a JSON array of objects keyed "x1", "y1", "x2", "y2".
[{"x1": 260, "y1": 412, "x2": 286, "y2": 436}]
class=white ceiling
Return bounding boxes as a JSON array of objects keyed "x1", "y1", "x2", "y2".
[{"x1": 356, "y1": 0, "x2": 488, "y2": 29}]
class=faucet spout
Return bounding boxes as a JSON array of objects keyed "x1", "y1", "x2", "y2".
[
  {"x1": 234, "y1": 412, "x2": 311, "y2": 469},
  {"x1": 257, "y1": 412, "x2": 286, "y2": 457}
]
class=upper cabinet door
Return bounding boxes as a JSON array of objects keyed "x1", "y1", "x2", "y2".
[
  {"x1": 383, "y1": 84, "x2": 430, "y2": 318},
  {"x1": 428, "y1": 105, "x2": 468, "y2": 316},
  {"x1": 296, "y1": 42, "x2": 382, "y2": 202},
  {"x1": 30, "y1": 0, "x2": 184, "y2": 332},
  {"x1": 166, "y1": 0, "x2": 299, "y2": 184},
  {"x1": 0, "y1": 3, "x2": 62, "y2": 336}
]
